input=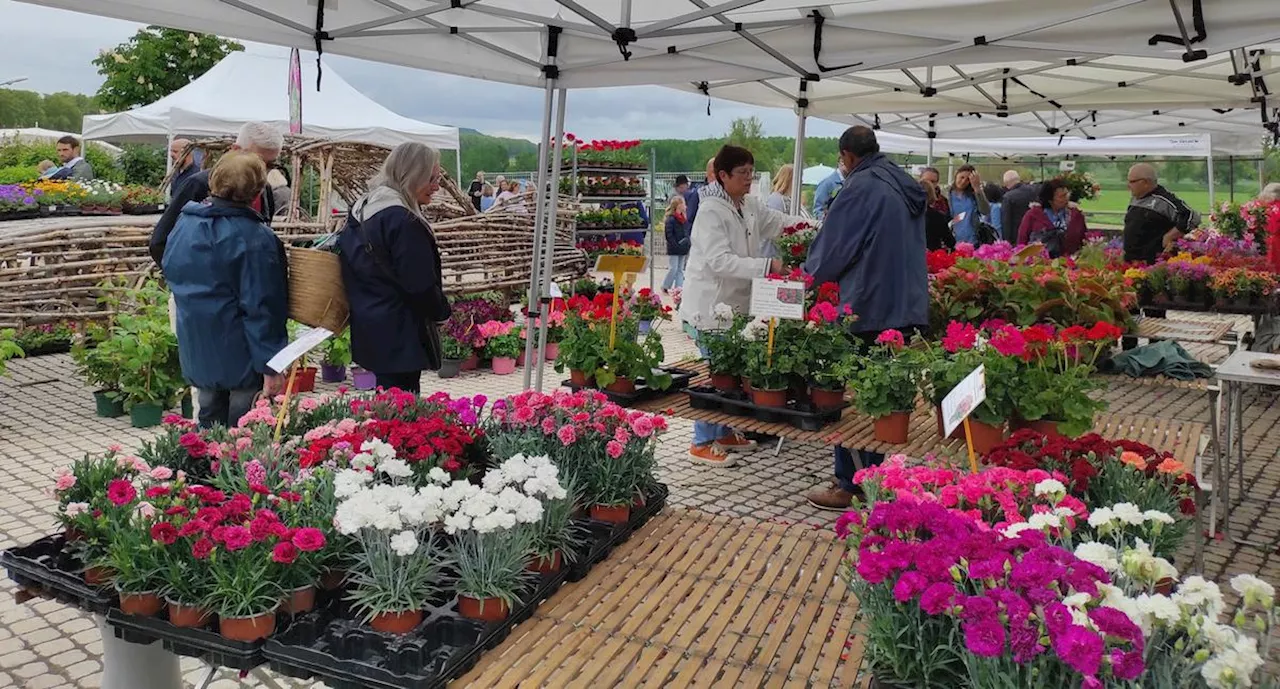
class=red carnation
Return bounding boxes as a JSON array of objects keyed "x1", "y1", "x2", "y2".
[
  {"x1": 191, "y1": 537, "x2": 214, "y2": 560},
  {"x1": 272, "y1": 541, "x2": 299, "y2": 564},
  {"x1": 150, "y1": 522, "x2": 178, "y2": 545},
  {"x1": 107, "y1": 479, "x2": 136, "y2": 507},
  {"x1": 291, "y1": 527, "x2": 327, "y2": 553}
]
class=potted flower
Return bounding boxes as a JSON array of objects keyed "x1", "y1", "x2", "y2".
[
  {"x1": 53, "y1": 448, "x2": 141, "y2": 583},
  {"x1": 773, "y1": 222, "x2": 817, "y2": 270},
  {"x1": 200, "y1": 491, "x2": 297, "y2": 641},
  {"x1": 444, "y1": 454, "x2": 564, "y2": 622},
  {"x1": 528, "y1": 476, "x2": 582, "y2": 574},
  {"x1": 99, "y1": 479, "x2": 168, "y2": 617},
  {"x1": 1010, "y1": 323, "x2": 1114, "y2": 438},
  {"x1": 438, "y1": 334, "x2": 472, "y2": 379},
  {"x1": 595, "y1": 325, "x2": 670, "y2": 394},
  {"x1": 122, "y1": 185, "x2": 166, "y2": 214},
  {"x1": 701, "y1": 305, "x2": 748, "y2": 393},
  {"x1": 71, "y1": 325, "x2": 123, "y2": 417},
  {"x1": 320, "y1": 330, "x2": 351, "y2": 383},
  {"x1": 742, "y1": 328, "x2": 792, "y2": 408},
  {"x1": 93, "y1": 314, "x2": 184, "y2": 428},
  {"x1": 629, "y1": 288, "x2": 671, "y2": 334},
  {"x1": 479, "y1": 320, "x2": 521, "y2": 375},
  {"x1": 851, "y1": 334, "x2": 920, "y2": 444},
  {"x1": 800, "y1": 293, "x2": 857, "y2": 410},
  {"x1": 151, "y1": 487, "x2": 217, "y2": 627}
]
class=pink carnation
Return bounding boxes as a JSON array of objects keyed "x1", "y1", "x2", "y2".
[
  {"x1": 606, "y1": 440, "x2": 625, "y2": 459},
  {"x1": 556, "y1": 424, "x2": 578, "y2": 446},
  {"x1": 54, "y1": 473, "x2": 77, "y2": 492},
  {"x1": 149, "y1": 466, "x2": 173, "y2": 481}
]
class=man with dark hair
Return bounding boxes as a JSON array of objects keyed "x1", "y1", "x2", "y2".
[
  {"x1": 802, "y1": 125, "x2": 930, "y2": 510},
  {"x1": 918, "y1": 166, "x2": 947, "y2": 215},
  {"x1": 671, "y1": 174, "x2": 690, "y2": 201},
  {"x1": 48, "y1": 136, "x2": 94, "y2": 181}
]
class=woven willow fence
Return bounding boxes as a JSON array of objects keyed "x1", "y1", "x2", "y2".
[{"x1": 0, "y1": 137, "x2": 587, "y2": 329}]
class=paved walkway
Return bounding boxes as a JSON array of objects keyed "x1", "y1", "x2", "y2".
[{"x1": 1, "y1": 311, "x2": 1278, "y2": 687}]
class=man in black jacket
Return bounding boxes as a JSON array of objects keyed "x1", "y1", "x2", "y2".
[
  {"x1": 1123, "y1": 163, "x2": 1200, "y2": 264},
  {"x1": 150, "y1": 122, "x2": 283, "y2": 265},
  {"x1": 1000, "y1": 170, "x2": 1039, "y2": 243}
]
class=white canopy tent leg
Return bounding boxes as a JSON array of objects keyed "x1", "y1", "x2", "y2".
[
  {"x1": 789, "y1": 81, "x2": 808, "y2": 214},
  {"x1": 455, "y1": 148, "x2": 462, "y2": 190},
  {"x1": 1261, "y1": 160, "x2": 1267, "y2": 194},
  {"x1": 927, "y1": 138, "x2": 935, "y2": 167},
  {"x1": 1207, "y1": 134, "x2": 1216, "y2": 207},
  {"x1": 533, "y1": 86, "x2": 568, "y2": 392},
  {"x1": 521, "y1": 77, "x2": 556, "y2": 391}
]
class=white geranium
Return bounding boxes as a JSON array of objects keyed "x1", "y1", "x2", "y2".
[
  {"x1": 1230, "y1": 574, "x2": 1276, "y2": 606},
  {"x1": 378, "y1": 458, "x2": 413, "y2": 479},
  {"x1": 1074, "y1": 542, "x2": 1120, "y2": 573},
  {"x1": 740, "y1": 316, "x2": 770, "y2": 342},
  {"x1": 389, "y1": 530, "x2": 419, "y2": 557},
  {"x1": 712, "y1": 302, "x2": 735, "y2": 327},
  {"x1": 1033, "y1": 478, "x2": 1066, "y2": 497}
]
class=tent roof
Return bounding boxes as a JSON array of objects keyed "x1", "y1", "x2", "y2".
[
  {"x1": 81, "y1": 50, "x2": 460, "y2": 150},
  {"x1": 0, "y1": 128, "x2": 123, "y2": 155},
  {"x1": 869, "y1": 128, "x2": 1263, "y2": 158}
]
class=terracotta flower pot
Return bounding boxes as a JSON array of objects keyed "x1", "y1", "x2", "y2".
[
  {"x1": 590, "y1": 503, "x2": 631, "y2": 524},
  {"x1": 811, "y1": 386, "x2": 846, "y2": 411},
  {"x1": 370, "y1": 608, "x2": 424, "y2": 634},
  {"x1": 751, "y1": 387, "x2": 787, "y2": 408},
  {"x1": 527, "y1": 551, "x2": 563, "y2": 574},
  {"x1": 1155, "y1": 578, "x2": 1176, "y2": 595},
  {"x1": 287, "y1": 367, "x2": 318, "y2": 394},
  {"x1": 458, "y1": 595, "x2": 511, "y2": 622},
  {"x1": 1026, "y1": 419, "x2": 1064, "y2": 440},
  {"x1": 516, "y1": 351, "x2": 526, "y2": 367},
  {"x1": 873, "y1": 411, "x2": 911, "y2": 444},
  {"x1": 967, "y1": 419, "x2": 1006, "y2": 455},
  {"x1": 934, "y1": 405, "x2": 965, "y2": 440},
  {"x1": 118, "y1": 590, "x2": 164, "y2": 617},
  {"x1": 606, "y1": 377, "x2": 636, "y2": 394},
  {"x1": 219, "y1": 609, "x2": 277, "y2": 642},
  {"x1": 319, "y1": 569, "x2": 347, "y2": 591},
  {"x1": 544, "y1": 342, "x2": 560, "y2": 361},
  {"x1": 461, "y1": 354, "x2": 480, "y2": 371},
  {"x1": 491, "y1": 357, "x2": 517, "y2": 375},
  {"x1": 167, "y1": 600, "x2": 213, "y2": 628},
  {"x1": 741, "y1": 377, "x2": 753, "y2": 394},
  {"x1": 569, "y1": 369, "x2": 594, "y2": 387},
  {"x1": 83, "y1": 566, "x2": 114, "y2": 586},
  {"x1": 281, "y1": 585, "x2": 317, "y2": 615},
  {"x1": 709, "y1": 373, "x2": 740, "y2": 394}
]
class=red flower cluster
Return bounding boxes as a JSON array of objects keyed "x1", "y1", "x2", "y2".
[
  {"x1": 573, "y1": 138, "x2": 642, "y2": 151},
  {"x1": 576, "y1": 238, "x2": 643, "y2": 254},
  {"x1": 926, "y1": 249, "x2": 957, "y2": 274},
  {"x1": 366, "y1": 417, "x2": 477, "y2": 470},
  {"x1": 149, "y1": 485, "x2": 328, "y2": 564},
  {"x1": 299, "y1": 431, "x2": 367, "y2": 468}
]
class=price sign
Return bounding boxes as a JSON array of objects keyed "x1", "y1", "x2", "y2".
[
  {"x1": 941, "y1": 365, "x2": 987, "y2": 473},
  {"x1": 593, "y1": 254, "x2": 648, "y2": 349}
]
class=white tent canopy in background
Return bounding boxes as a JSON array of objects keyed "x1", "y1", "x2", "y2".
[
  {"x1": 0, "y1": 128, "x2": 123, "y2": 156},
  {"x1": 801, "y1": 164, "x2": 836, "y2": 185},
  {"x1": 82, "y1": 50, "x2": 460, "y2": 151},
  {"x1": 871, "y1": 130, "x2": 1262, "y2": 158}
]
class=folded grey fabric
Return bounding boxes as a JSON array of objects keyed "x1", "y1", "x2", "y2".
[{"x1": 1101, "y1": 340, "x2": 1213, "y2": 380}]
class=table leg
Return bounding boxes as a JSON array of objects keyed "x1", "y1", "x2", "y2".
[
  {"x1": 252, "y1": 668, "x2": 288, "y2": 689},
  {"x1": 1223, "y1": 381, "x2": 1236, "y2": 543},
  {"x1": 97, "y1": 615, "x2": 182, "y2": 689},
  {"x1": 194, "y1": 666, "x2": 218, "y2": 689}
]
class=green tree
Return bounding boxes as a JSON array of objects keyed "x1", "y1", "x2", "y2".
[
  {"x1": 92, "y1": 27, "x2": 243, "y2": 111},
  {"x1": 0, "y1": 89, "x2": 45, "y2": 128}
]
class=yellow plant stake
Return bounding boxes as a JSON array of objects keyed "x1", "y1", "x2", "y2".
[
  {"x1": 593, "y1": 255, "x2": 648, "y2": 351},
  {"x1": 962, "y1": 417, "x2": 979, "y2": 474},
  {"x1": 765, "y1": 318, "x2": 777, "y2": 364},
  {"x1": 272, "y1": 364, "x2": 300, "y2": 443}
]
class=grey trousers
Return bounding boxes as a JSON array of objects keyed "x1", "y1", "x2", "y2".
[{"x1": 168, "y1": 293, "x2": 201, "y2": 420}]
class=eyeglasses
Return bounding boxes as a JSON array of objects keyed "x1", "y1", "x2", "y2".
[{"x1": 730, "y1": 167, "x2": 754, "y2": 178}]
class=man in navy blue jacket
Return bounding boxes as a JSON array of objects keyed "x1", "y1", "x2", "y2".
[
  {"x1": 802, "y1": 126, "x2": 930, "y2": 510},
  {"x1": 682, "y1": 157, "x2": 715, "y2": 237}
]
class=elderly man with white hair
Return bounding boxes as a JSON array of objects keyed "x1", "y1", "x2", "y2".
[
  {"x1": 1123, "y1": 162, "x2": 1200, "y2": 264},
  {"x1": 1000, "y1": 169, "x2": 1038, "y2": 243}
]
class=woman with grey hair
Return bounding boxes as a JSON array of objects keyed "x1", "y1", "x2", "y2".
[{"x1": 338, "y1": 142, "x2": 451, "y2": 393}]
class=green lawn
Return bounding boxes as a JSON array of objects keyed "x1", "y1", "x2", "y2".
[{"x1": 1077, "y1": 189, "x2": 1212, "y2": 219}]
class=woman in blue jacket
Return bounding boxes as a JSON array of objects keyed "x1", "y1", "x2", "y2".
[
  {"x1": 948, "y1": 164, "x2": 992, "y2": 245},
  {"x1": 338, "y1": 142, "x2": 451, "y2": 394},
  {"x1": 661, "y1": 195, "x2": 689, "y2": 292},
  {"x1": 163, "y1": 151, "x2": 288, "y2": 429}
]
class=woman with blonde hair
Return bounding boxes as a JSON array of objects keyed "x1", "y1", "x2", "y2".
[
  {"x1": 920, "y1": 179, "x2": 956, "y2": 250},
  {"x1": 766, "y1": 163, "x2": 794, "y2": 213},
  {"x1": 661, "y1": 194, "x2": 689, "y2": 292},
  {"x1": 338, "y1": 142, "x2": 451, "y2": 393},
  {"x1": 163, "y1": 150, "x2": 288, "y2": 428}
]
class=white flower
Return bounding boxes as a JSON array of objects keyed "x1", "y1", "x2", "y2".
[
  {"x1": 482, "y1": 469, "x2": 510, "y2": 494},
  {"x1": 365, "y1": 438, "x2": 397, "y2": 462},
  {"x1": 63, "y1": 502, "x2": 88, "y2": 517},
  {"x1": 1201, "y1": 635, "x2": 1264, "y2": 689},
  {"x1": 443, "y1": 512, "x2": 471, "y2": 534},
  {"x1": 1143, "y1": 510, "x2": 1175, "y2": 525},
  {"x1": 515, "y1": 496, "x2": 543, "y2": 523},
  {"x1": 378, "y1": 459, "x2": 413, "y2": 479},
  {"x1": 1087, "y1": 507, "x2": 1114, "y2": 528},
  {"x1": 1230, "y1": 573, "x2": 1275, "y2": 605},
  {"x1": 1174, "y1": 576, "x2": 1225, "y2": 618},
  {"x1": 1062, "y1": 592, "x2": 1090, "y2": 609},
  {"x1": 349, "y1": 452, "x2": 376, "y2": 472},
  {"x1": 427, "y1": 467, "x2": 451, "y2": 485},
  {"x1": 1034, "y1": 479, "x2": 1066, "y2": 497},
  {"x1": 1111, "y1": 502, "x2": 1145, "y2": 526},
  {"x1": 712, "y1": 302, "x2": 735, "y2": 325},
  {"x1": 740, "y1": 317, "x2": 770, "y2": 342},
  {"x1": 333, "y1": 469, "x2": 372, "y2": 498},
  {"x1": 1074, "y1": 542, "x2": 1120, "y2": 573},
  {"x1": 1001, "y1": 522, "x2": 1038, "y2": 538},
  {"x1": 1135, "y1": 593, "x2": 1182, "y2": 628},
  {"x1": 1028, "y1": 512, "x2": 1061, "y2": 531},
  {"x1": 1201, "y1": 621, "x2": 1241, "y2": 654},
  {"x1": 389, "y1": 530, "x2": 419, "y2": 556}
]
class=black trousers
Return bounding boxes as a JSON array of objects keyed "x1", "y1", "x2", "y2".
[{"x1": 374, "y1": 371, "x2": 422, "y2": 394}]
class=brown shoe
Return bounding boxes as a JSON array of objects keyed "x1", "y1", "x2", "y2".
[
  {"x1": 806, "y1": 483, "x2": 855, "y2": 511},
  {"x1": 689, "y1": 443, "x2": 737, "y2": 467},
  {"x1": 714, "y1": 432, "x2": 758, "y2": 451}
]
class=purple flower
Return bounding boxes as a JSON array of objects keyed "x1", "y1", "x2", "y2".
[
  {"x1": 1052, "y1": 625, "x2": 1104, "y2": 676},
  {"x1": 1088, "y1": 608, "x2": 1143, "y2": 649},
  {"x1": 963, "y1": 619, "x2": 1007, "y2": 657},
  {"x1": 1008, "y1": 616, "x2": 1045, "y2": 663},
  {"x1": 919, "y1": 583, "x2": 957, "y2": 615},
  {"x1": 1109, "y1": 649, "x2": 1144, "y2": 681},
  {"x1": 892, "y1": 572, "x2": 928, "y2": 603}
]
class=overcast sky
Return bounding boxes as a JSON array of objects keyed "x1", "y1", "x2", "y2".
[{"x1": 0, "y1": 1, "x2": 849, "y2": 142}]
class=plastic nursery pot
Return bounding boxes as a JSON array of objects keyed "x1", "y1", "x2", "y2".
[
  {"x1": 569, "y1": 369, "x2": 595, "y2": 387},
  {"x1": 129, "y1": 402, "x2": 165, "y2": 429},
  {"x1": 967, "y1": 419, "x2": 1007, "y2": 455},
  {"x1": 93, "y1": 390, "x2": 124, "y2": 418},
  {"x1": 492, "y1": 356, "x2": 517, "y2": 375},
  {"x1": 319, "y1": 569, "x2": 347, "y2": 591},
  {"x1": 167, "y1": 599, "x2": 213, "y2": 628},
  {"x1": 320, "y1": 363, "x2": 347, "y2": 384},
  {"x1": 810, "y1": 387, "x2": 846, "y2": 412},
  {"x1": 219, "y1": 609, "x2": 277, "y2": 642},
  {"x1": 516, "y1": 351, "x2": 526, "y2": 367},
  {"x1": 527, "y1": 551, "x2": 563, "y2": 574},
  {"x1": 83, "y1": 566, "x2": 114, "y2": 586},
  {"x1": 351, "y1": 368, "x2": 377, "y2": 391},
  {"x1": 117, "y1": 590, "x2": 164, "y2": 617},
  {"x1": 287, "y1": 367, "x2": 318, "y2": 394},
  {"x1": 606, "y1": 377, "x2": 636, "y2": 394},
  {"x1": 934, "y1": 405, "x2": 965, "y2": 441},
  {"x1": 590, "y1": 503, "x2": 631, "y2": 524},
  {"x1": 544, "y1": 342, "x2": 560, "y2": 361},
  {"x1": 461, "y1": 354, "x2": 480, "y2": 371},
  {"x1": 638, "y1": 319, "x2": 652, "y2": 335},
  {"x1": 370, "y1": 608, "x2": 424, "y2": 635},
  {"x1": 64, "y1": 527, "x2": 85, "y2": 543},
  {"x1": 709, "y1": 373, "x2": 740, "y2": 394},
  {"x1": 458, "y1": 595, "x2": 511, "y2": 622},
  {"x1": 873, "y1": 411, "x2": 911, "y2": 444},
  {"x1": 437, "y1": 359, "x2": 462, "y2": 379},
  {"x1": 751, "y1": 387, "x2": 788, "y2": 409},
  {"x1": 180, "y1": 394, "x2": 193, "y2": 419},
  {"x1": 281, "y1": 585, "x2": 317, "y2": 615}
]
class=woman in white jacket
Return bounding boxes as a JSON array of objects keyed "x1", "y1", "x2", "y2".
[{"x1": 678, "y1": 145, "x2": 807, "y2": 467}]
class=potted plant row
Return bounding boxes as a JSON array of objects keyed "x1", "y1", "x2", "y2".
[
  {"x1": 564, "y1": 135, "x2": 647, "y2": 170},
  {"x1": 553, "y1": 293, "x2": 673, "y2": 398},
  {"x1": 576, "y1": 207, "x2": 644, "y2": 230},
  {"x1": 122, "y1": 185, "x2": 167, "y2": 214}
]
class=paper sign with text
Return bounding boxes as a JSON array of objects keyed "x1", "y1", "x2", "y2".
[
  {"x1": 267, "y1": 326, "x2": 334, "y2": 374},
  {"x1": 942, "y1": 364, "x2": 987, "y2": 436},
  {"x1": 749, "y1": 278, "x2": 806, "y2": 320}
]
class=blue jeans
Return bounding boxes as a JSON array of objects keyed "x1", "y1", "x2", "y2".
[
  {"x1": 662, "y1": 254, "x2": 687, "y2": 290},
  {"x1": 833, "y1": 447, "x2": 885, "y2": 492},
  {"x1": 693, "y1": 335, "x2": 732, "y2": 446}
]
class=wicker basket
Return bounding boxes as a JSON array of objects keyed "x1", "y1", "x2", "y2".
[{"x1": 286, "y1": 246, "x2": 349, "y2": 333}]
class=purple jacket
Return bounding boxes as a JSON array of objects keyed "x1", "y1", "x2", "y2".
[{"x1": 1017, "y1": 206, "x2": 1086, "y2": 257}]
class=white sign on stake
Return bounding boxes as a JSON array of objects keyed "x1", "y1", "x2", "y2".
[
  {"x1": 267, "y1": 326, "x2": 334, "y2": 374},
  {"x1": 941, "y1": 365, "x2": 987, "y2": 437},
  {"x1": 749, "y1": 278, "x2": 806, "y2": 320}
]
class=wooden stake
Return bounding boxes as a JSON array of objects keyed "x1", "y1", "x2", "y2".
[
  {"x1": 272, "y1": 364, "x2": 300, "y2": 443},
  {"x1": 766, "y1": 317, "x2": 777, "y2": 365},
  {"x1": 962, "y1": 417, "x2": 979, "y2": 474}
]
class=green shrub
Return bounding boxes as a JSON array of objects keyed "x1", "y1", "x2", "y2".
[
  {"x1": 0, "y1": 140, "x2": 121, "y2": 182},
  {"x1": 117, "y1": 144, "x2": 166, "y2": 186},
  {"x1": 0, "y1": 165, "x2": 37, "y2": 184}
]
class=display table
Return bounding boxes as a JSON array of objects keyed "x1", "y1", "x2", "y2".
[{"x1": 1211, "y1": 349, "x2": 1280, "y2": 548}]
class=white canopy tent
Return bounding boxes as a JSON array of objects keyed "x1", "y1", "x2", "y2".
[
  {"x1": 801, "y1": 164, "x2": 836, "y2": 185},
  {"x1": 22, "y1": 0, "x2": 1280, "y2": 391},
  {"x1": 81, "y1": 50, "x2": 462, "y2": 176},
  {"x1": 0, "y1": 128, "x2": 123, "y2": 156}
]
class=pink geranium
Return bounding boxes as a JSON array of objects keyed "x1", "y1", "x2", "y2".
[
  {"x1": 875, "y1": 329, "x2": 905, "y2": 349},
  {"x1": 941, "y1": 321, "x2": 978, "y2": 353}
]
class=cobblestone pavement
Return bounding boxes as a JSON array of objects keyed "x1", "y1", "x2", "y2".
[{"x1": 1, "y1": 308, "x2": 1278, "y2": 687}]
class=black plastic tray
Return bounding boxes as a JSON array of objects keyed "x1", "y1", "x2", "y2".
[
  {"x1": 106, "y1": 605, "x2": 295, "y2": 671},
  {"x1": 263, "y1": 482, "x2": 668, "y2": 689},
  {"x1": 685, "y1": 385, "x2": 847, "y2": 431},
  {"x1": 561, "y1": 366, "x2": 695, "y2": 407},
  {"x1": 19, "y1": 341, "x2": 72, "y2": 357},
  {"x1": 1140, "y1": 297, "x2": 1279, "y2": 316},
  {"x1": 1, "y1": 534, "x2": 116, "y2": 614}
]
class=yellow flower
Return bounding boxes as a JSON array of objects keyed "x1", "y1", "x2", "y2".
[{"x1": 1124, "y1": 268, "x2": 1146, "y2": 280}]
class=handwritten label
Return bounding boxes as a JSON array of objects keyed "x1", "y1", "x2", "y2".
[
  {"x1": 749, "y1": 278, "x2": 806, "y2": 320},
  {"x1": 942, "y1": 365, "x2": 987, "y2": 437}
]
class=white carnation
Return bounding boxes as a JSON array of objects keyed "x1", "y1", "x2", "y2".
[
  {"x1": 1143, "y1": 510, "x2": 1175, "y2": 525},
  {"x1": 1001, "y1": 522, "x2": 1038, "y2": 538},
  {"x1": 350, "y1": 452, "x2": 376, "y2": 472},
  {"x1": 1034, "y1": 479, "x2": 1066, "y2": 497},
  {"x1": 1230, "y1": 573, "x2": 1275, "y2": 604},
  {"x1": 1174, "y1": 576, "x2": 1225, "y2": 618},
  {"x1": 378, "y1": 458, "x2": 413, "y2": 479},
  {"x1": 1074, "y1": 542, "x2": 1120, "y2": 573},
  {"x1": 1087, "y1": 507, "x2": 1114, "y2": 528},
  {"x1": 389, "y1": 530, "x2": 418, "y2": 556},
  {"x1": 334, "y1": 469, "x2": 372, "y2": 498},
  {"x1": 1028, "y1": 512, "x2": 1061, "y2": 530},
  {"x1": 1111, "y1": 502, "x2": 1145, "y2": 526},
  {"x1": 427, "y1": 467, "x2": 451, "y2": 485}
]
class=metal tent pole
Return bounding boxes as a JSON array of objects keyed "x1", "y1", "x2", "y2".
[
  {"x1": 521, "y1": 76, "x2": 556, "y2": 390},
  {"x1": 790, "y1": 80, "x2": 807, "y2": 214},
  {"x1": 1229, "y1": 155, "x2": 1235, "y2": 203},
  {"x1": 534, "y1": 86, "x2": 568, "y2": 392},
  {"x1": 1207, "y1": 135, "x2": 1216, "y2": 207},
  {"x1": 1261, "y1": 159, "x2": 1267, "y2": 193},
  {"x1": 455, "y1": 148, "x2": 463, "y2": 191},
  {"x1": 648, "y1": 146, "x2": 656, "y2": 290}
]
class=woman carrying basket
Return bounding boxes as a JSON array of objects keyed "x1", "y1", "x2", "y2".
[{"x1": 338, "y1": 142, "x2": 452, "y2": 394}]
